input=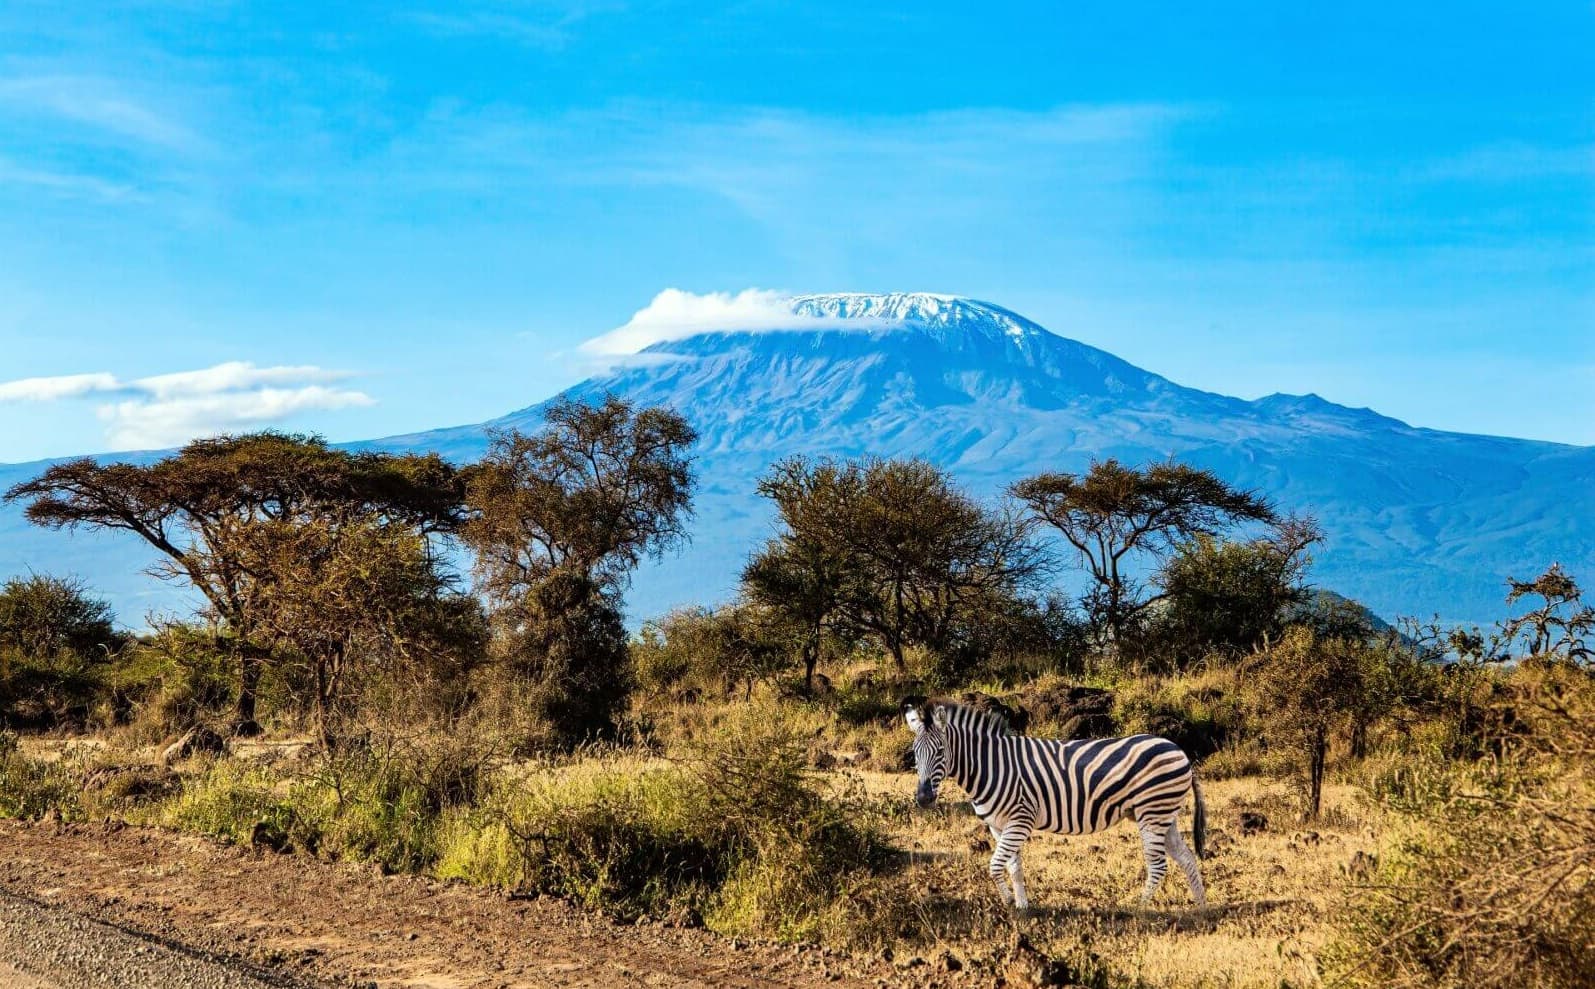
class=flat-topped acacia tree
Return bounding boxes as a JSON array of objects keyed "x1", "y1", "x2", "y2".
[
  {"x1": 1012, "y1": 459, "x2": 1280, "y2": 651},
  {"x1": 4, "y1": 433, "x2": 466, "y2": 735}
]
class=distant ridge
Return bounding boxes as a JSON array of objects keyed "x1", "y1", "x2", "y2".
[{"x1": 4, "y1": 292, "x2": 1592, "y2": 627}]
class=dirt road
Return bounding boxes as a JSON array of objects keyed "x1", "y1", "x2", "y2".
[
  {"x1": 0, "y1": 820, "x2": 927, "y2": 989},
  {"x1": 0, "y1": 886, "x2": 304, "y2": 988}
]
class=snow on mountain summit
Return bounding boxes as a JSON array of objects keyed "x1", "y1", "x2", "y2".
[
  {"x1": 787, "y1": 292, "x2": 1042, "y2": 341},
  {"x1": 580, "y1": 289, "x2": 1044, "y2": 359}
]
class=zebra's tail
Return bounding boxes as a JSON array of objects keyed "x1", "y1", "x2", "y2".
[{"x1": 1192, "y1": 772, "x2": 1208, "y2": 859}]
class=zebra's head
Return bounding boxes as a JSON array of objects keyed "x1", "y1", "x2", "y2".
[{"x1": 902, "y1": 697, "x2": 947, "y2": 808}]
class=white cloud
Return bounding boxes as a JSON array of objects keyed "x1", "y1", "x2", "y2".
[
  {"x1": 0, "y1": 372, "x2": 121, "y2": 402},
  {"x1": 579, "y1": 288, "x2": 905, "y2": 359},
  {"x1": 132, "y1": 361, "x2": 353, "y2": 399},
  {"x1": 403, "y1": 2, "x2": 627, "y2": 50},
  {"x1": 99, "y1": 385, "x2": 375, "y2": 450},
  {"x1": 580, "y1": 289, "x2": 800, "y2": 356},
  {"x1": 0, "y1": 155, "x2": 141, "y2": 203},
  {"x1": 0, "y1": 362, "x2": 373, "y2": 450}
]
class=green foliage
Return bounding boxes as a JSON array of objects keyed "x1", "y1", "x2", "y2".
[
  {"x1": 1110, "y1": 671, "x2": 1244, "y2": 760},
  {"x1": 1151, "y1": 529, "x2": 1313, "y2": 665},
  {"x1": 752, "y1": 456, "x2": 1048, "y2": 675},
  {"x1": 108, "y1": 624, "x2": 238, "y2": 739},
  {"x1": 463, "y1": 397, "x2": 698, "y2": 744},
  {"x1": 632, "y1": 604, "x2": 794, "y2": 699},
  {"x1": 0, "y1": 574, "x2": 119, "y2": 659},
  {"x1": 0, "y1": 731, "x2": 83, "y2": 820},
  {"x1": 158, "y1": 760, "x2": 306, "y2": 848},
  {"x1": 0, "y1": 574, "x2": 122, "y2": 729},
  {"x1": 495, "y1": 569, "x2": 632, "y2": 743},
  {"x1": 1253, "y1": 624, "x2": 1376, "y2": 819},
  {"x1": 1502, "y1": 563, "x2": 1593, "y2": 663}
]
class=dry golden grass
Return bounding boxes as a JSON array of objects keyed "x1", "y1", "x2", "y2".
[{"x1": 839, "y1": 768, "x2": 1380, "y2": 988}]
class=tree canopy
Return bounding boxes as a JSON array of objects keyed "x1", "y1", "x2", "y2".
[
  {"x1": 4, "y1": 433, "x2": 467, "y2": 733},
  {"x1": 750, "y1": 456, "x2": 1049, "y2": 674},
  {"x1": 1012, "y1": 459, "x2": 1279, "y2": 649}
]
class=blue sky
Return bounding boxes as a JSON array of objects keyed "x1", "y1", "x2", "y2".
[{"x1": 0, "y1": 1, "x2": 1591, "y2": 461}]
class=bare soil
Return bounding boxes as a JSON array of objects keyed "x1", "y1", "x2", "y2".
[{"x1": 0, "y1": 820, "x2": 932, "y2": 989}]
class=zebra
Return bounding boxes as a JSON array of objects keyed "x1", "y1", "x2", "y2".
[{"x1": 903, "y1": 696, "x2": 1207, "y2": 911}]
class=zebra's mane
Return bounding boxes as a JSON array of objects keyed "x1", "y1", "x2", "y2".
[{"x1": 931, "y1": 698, "x2": 1017, "y2": 737}]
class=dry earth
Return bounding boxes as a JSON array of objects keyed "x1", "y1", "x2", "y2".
[{"x1": 0, "y1": 820, "x2": 928, "y2": 989}]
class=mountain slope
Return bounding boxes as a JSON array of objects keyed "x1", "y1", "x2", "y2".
[{"x1": 4, "y1": 292, "x2": 1592, "y2": 627}]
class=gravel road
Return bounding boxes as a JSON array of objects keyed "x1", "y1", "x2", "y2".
[{"x1": 0, "y1": 887, "x2": 310, "y2": 989}]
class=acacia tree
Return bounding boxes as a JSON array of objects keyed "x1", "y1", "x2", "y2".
[
  {"x1": 1012, "y1": 459, "x2": 1279, "y2": 650},
  {"x1": 752, "y1": 456, "x2": 1047, "y2": 674},
  {"x1": 460, "y1": 395, "x2": 695, "y2": 741},
  {"x1": 1502, "y1": 564, "x2": 1593, "y2": 664},
  {"x1": 4, "y1": 433, "x2": 466, "y2": 734}
]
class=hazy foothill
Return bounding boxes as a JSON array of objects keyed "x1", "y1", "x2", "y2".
[{"x1": 2, "y1": 365, "x2": 1593, "y2": 988}]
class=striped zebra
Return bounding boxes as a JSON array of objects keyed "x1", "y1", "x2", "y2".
[{"x1": 903, "y1": 697, "x2": 1207, "y2": 910}]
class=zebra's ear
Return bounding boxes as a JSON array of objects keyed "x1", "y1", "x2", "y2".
[{"x1": 932, "y1": 705, "x2": 949, "y2": 731}]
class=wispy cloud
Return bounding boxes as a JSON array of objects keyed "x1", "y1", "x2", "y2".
[
  {"x1": 403, "y1": 1, "x2": 626, "y2": 50},
  {"x1": 0, "y1": 372, "x2": 121, "y2": 402},
  {"x1": 0, "y1": 75, "x2": 206, "y2": 153},
  {"x1": 0, "y1": 362, "x2": 373, "y2": 450},
  {"x1": 0, "y1": 155, "x2": 141, "y2": 202},
  {"x1": 1425, "y1": 141, "x2": 1595, "y2": 182}
]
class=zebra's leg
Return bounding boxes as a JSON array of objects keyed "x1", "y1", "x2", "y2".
[
  {"x1": 989, "y1": 822, "x2": 1033, "y2": 910},
  {"x1": 986, "y1": 824, "x2": 1013, "y2": 905},
  {"x1": 1164, "y1": 820, "x2": 1207, "y2": 906},
  {"x1": 1137, "y1": 818, "x2": 1172, "y2": 905},
  {"x1": 1006, "y1": 846, "x2": 1030, "y2": 912}
]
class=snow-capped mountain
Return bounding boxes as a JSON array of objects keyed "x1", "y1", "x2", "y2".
[{"x1": 4, "y1": 292, "x2": 1592, "y2": 627}]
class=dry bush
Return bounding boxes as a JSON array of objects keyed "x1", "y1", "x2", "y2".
[
  {"x1": 1110, "y1": 666, "x2": 1245, "y2": 760},
  {"x1": 437, "y1": 700, "x2": 901, "y2": 943},
  {"x1": 1325, "y1": 662, "x2": 1595, "y2": 988}
]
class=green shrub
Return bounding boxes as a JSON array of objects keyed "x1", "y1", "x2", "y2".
[
  {"x1": 0, "y1": 731, "x2": 83, "y2": 820},
  {"x1": 157, "y1": 760, "x2": 307, "y2": 847},
  {"x1": 109, "y1": 627, "x2": 237, "y2": 741},
  {"x1": 437, "y1": 702, "x2": 897, "y2": 942}
]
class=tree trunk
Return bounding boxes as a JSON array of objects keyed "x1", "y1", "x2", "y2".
[
  {"x1": 803, "y1": 640, "x2": 818, "y2": 692},
  {"x1": 1307, "y1": 732, "x2": 1327, "y2": 820},
  {"x1": 232, "y1": 645, "x2": 265, "y2": 737},
  {"x1": 1350, "y1": 718, "x2": 1368, "y2": 760},
  {"x1": 891, "y1": 581, "x2": 907, "y2": 672}
]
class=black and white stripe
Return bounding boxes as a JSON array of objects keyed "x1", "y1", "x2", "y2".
[{"x1": 905, "y1": 698, "x2": 1207, "y2": 910}]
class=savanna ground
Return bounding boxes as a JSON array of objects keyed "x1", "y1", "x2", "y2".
[{"x1": 3, "y1": 699, "x2": 1387, "y2": 989}]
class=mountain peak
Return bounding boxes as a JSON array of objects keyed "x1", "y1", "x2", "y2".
[{"x1": 787, "y1": 292, "x2": 1042, "y2": 341}]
